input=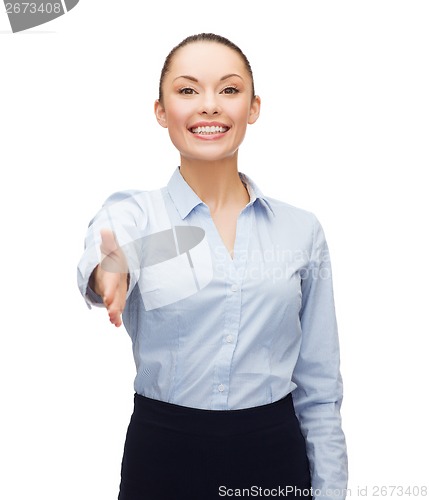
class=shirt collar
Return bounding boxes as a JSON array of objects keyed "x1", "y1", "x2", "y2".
[{"x1": 166, "y1": 166, "x2": 275, "y2": 220}]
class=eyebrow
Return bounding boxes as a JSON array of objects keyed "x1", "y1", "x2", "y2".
[{"x1": 173, "y1": 73, "x2": 244, "y2": 83}]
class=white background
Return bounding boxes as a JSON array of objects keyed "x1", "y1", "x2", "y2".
[{"x1": 1, "y1": 1, "x2": 428, "y2": 498}]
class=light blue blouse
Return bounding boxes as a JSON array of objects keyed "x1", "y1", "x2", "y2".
[{"x1": 77, "y1": 166, "x2": 347, "y2": 498}]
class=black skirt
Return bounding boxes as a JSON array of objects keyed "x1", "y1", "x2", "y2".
[{"x1": 118, "y1": 393, "x2": 311, "y2": 500}]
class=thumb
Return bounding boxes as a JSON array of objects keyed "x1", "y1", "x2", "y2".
[
  {"x1": 100, "y1": 228, "x2": 119, "y2": 256},
  {"x1": 99, "y1": 229, "x2": 128, "y2": 273}
]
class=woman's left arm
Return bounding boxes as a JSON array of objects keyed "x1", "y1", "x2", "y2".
[{"x1": 292, "y1": 215, "x2": 348, "y2": 499}]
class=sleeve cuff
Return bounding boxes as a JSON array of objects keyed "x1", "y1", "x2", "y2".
[{"x1": 85, "y1": 283, "x2": 105, "y2": 308}]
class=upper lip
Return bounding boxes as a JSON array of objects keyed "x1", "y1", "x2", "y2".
[{"x1": 189, "y1": 121, "x2": 230, "y2": 130}]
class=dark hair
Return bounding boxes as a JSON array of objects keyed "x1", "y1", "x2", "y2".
[{"x1": 158, "y1": 33, "x2": 255, "y2": 103}]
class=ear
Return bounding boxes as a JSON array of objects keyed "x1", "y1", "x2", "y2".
[
  {"x1": 248, "y1": 95, "x2": 261, "y2": 125},
  {"x1": 154, "y1": 99, "x2": 168, "y2": 128}
]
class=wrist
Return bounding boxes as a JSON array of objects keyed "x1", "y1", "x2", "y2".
[{"x1": 89, "y1": 265, "x2": 101, "y2": 296}]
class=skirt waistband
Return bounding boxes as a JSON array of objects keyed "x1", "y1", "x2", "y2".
[{"x1": 131, "y1": 392, "x2": 296, "y2": 437}]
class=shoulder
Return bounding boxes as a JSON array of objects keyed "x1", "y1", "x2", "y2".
[
  {"x1": 102, "y1": 189, "x2": 150, "y2": 207},
  {"x1": 262, "y1": 197, "x2": 330, "y2": 265},
  {"x1": 101, "y1": 187, "x2": 166, "y2": 212},
  {"x1": 241, "y1": 171, "x2": 320, "y2": 230},
  {"x1": 261, "y1": 196, "x2": 327, "y2": 254},
  {"x1": 89, "y1": 187, "x2": 165, "y2": 227},
  {"x1": 264, "y1": 195, "x2": 320, "y2": 229}
]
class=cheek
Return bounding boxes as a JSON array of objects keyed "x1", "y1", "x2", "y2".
[
  {"x1": 229, "y1": 101, "x2": 252, "y2": 126},
  {"x1": 164, "y1": 99, "x2": 191, "y2": 126},
  {"x1": 166, "y1": 109, "x2": 185, "y2": 126}
]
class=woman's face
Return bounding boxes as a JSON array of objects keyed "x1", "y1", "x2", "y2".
[{"x1": 155, "y1": 42, "x2": 260, "y2": 164}]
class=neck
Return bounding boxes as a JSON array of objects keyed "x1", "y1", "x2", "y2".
[{"x1": 179, "y1": 155, "x2": 249, "y2": 214}]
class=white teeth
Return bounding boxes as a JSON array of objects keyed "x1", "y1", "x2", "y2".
[{"x1": 191, "y1": 125, "x2": 228, "y2": 134}]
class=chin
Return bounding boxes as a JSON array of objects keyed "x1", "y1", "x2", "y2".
[
  {"x1": 182, "y1": 152, "x2": 237, "y2": 164},
  {"x1": 180, "y1": 145, "x2": 239, "y2": 163}
]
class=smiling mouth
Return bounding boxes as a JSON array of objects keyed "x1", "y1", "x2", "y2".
[{"x1": 190, "y1": 125, "x2": 230, "y2": 135}]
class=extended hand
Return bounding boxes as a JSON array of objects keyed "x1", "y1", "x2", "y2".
[{"x1": 90, "y1": 229, "x2": 129, "y2": 327}]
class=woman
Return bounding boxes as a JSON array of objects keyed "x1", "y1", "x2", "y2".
[{"x1": 77, "y1": 33, "x2": 348, "y2": 500}]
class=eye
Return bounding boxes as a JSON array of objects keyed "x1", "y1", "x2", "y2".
[
  {"x1": 179, "y1": 87, "x2": 197, "y2": 95},
  {"x1": 221, "y1": 86, "x2": 239, "y2": 95}
]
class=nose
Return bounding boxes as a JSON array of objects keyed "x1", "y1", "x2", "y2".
[{"x1": 200, "y1": 91, "x2": 220, "y2": 115}]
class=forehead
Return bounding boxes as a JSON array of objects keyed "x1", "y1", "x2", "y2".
[{"x1": 167, "y1": 42, "x2": 248, "y2": 80}]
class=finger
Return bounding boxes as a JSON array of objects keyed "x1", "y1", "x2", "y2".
[
  {"x1": 107, "y1": 294, "x2": 126, "y2": 327},
  {"x1": 101, "y1": 273, "x2": 121, "y2": 307},
  {"x1": 108, "y1": 308, "x2": 123, "y2": 328},
  {"x1": 106, "y1": 276, "x2": 127, "y2": 327}
]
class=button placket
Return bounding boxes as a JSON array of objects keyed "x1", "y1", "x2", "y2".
[
  {"x1": 213, "y1": 209, "x2": 252, "y2": 408},
  {"x1": 194, "y1": 204, "x2": 253, "y2": 409}
]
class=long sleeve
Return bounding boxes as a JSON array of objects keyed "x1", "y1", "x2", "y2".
[
  {"x1": 292, "y1": 215, "x2": 348, "y2": 499},
  {"x1": 77, "y1": 190, "x2": 147, "y2": 309}
]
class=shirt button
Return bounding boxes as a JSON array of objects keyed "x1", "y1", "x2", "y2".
[
  {"x1": 218, "y1": 384, "x2": 225, "y2": 392},
  {"x1": 231, "y1": 284, "x2": 239, "y2": 292},
  {"x1": 226, "y1": 335, "x2": 234, "y2": 343}
]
